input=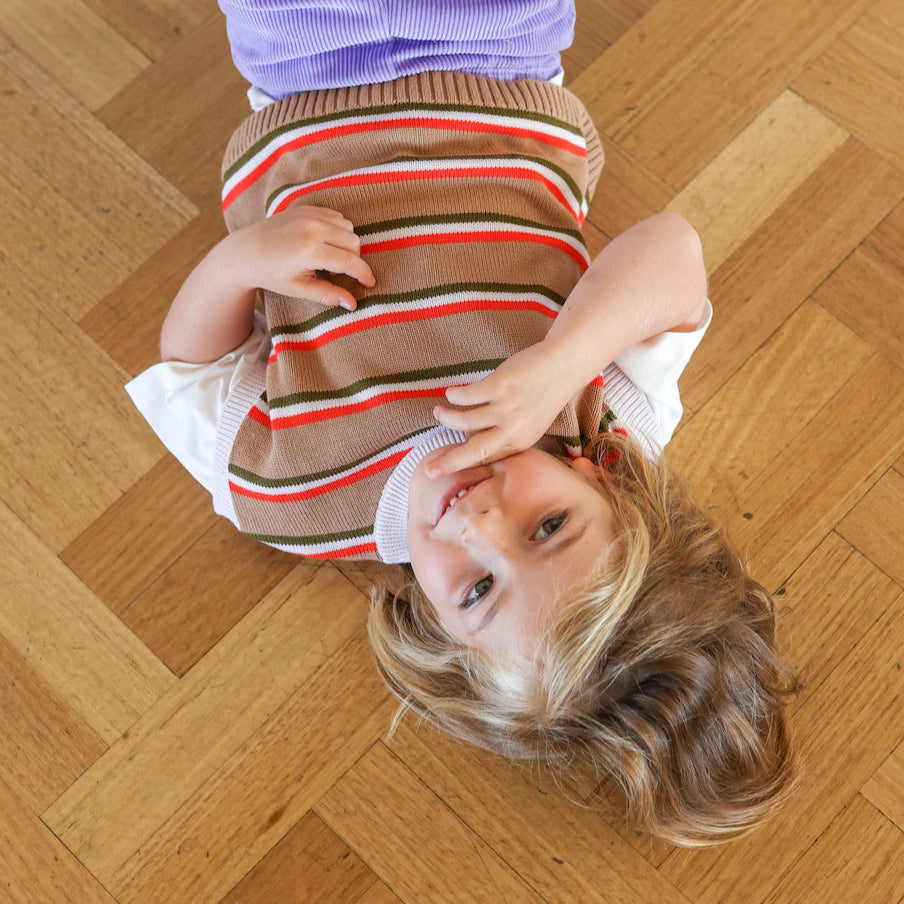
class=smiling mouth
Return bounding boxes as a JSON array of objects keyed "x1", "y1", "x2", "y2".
[{"x1": 434, "y1": 480, "x2": 484, "y2": 526}]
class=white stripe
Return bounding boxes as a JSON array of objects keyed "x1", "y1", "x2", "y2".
[
  {"x1": 265, "y1": 157, "x2": 583, "y2": 219},
  {"x1": 268, "y1": 369, "x2": 494, "y2": 423},
  {"x1": 223, "y1": 108, "x2": 586, "y2": 203},
  {"x1": 229, "y1": 435, "x2": 417, "y2": 497},
  {"x1": 271, "y1": 288, "x2": 561, "y2": 346}
]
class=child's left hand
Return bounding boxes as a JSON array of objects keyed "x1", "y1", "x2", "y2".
[{"x1": 426, "y1": 340, "x2": 576, "y2": 478}]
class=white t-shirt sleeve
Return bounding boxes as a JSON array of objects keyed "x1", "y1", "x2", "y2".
[
  {"x1": 124, "y1": 314, "x2": 270, "y2": 497},
  {"x1": 612, "y1": 299, "x2": 712, "y2": 444}
]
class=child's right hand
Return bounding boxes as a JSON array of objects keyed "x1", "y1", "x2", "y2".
[
  {"x1": 426, "y1": 339, "x2": 577, "y2": 478},
  {"x1": 228, "y1": 206, "x2": 375, "y2": 310}
]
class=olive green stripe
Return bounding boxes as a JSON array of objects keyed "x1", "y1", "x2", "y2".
[
  {"x1": 355, "y1": 211, "x2": 585, "y2": 243},
  {"x1": 268, "y1": 359, "x2": 503, "y2": 409},
  {"x1": 228, "y1": 426, "x2": 435, "y2": 487},
  {"x1": 248, "y1": 524, "x2": 373, "y2": 545}
]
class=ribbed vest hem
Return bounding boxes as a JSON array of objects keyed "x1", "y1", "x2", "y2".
[{"x1": 222, "y1": 70, "x2": 603, "y2": 195}]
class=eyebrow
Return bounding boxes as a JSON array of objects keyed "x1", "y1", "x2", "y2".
[{"x1": 473, "y1": 519, "x2": 590, "y2": 635}]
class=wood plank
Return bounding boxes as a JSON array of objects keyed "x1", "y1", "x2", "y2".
[
  {"x1": 0, "y1": 776, "x2": 118, "y2": 904},
  {"x1": 43, "y1": 564, "x2": 360, "y2": 883},
  {"x1": 794, "y1": 0, "x2": 904, "y2": 173},
  {"x1": 0, "y1": 49, "x2": 196, "y2": 321},
  {"x1": 97, "y1": 12, "x2": 251, "y2": 205},
  {"x1": 355, "y1": 884, "x2": 406, "y2": 904},
  {"x1": 0, "y1": 633, "x2": 106, "y2": 814},
  {"x1": 317, "y1": 742, "x2": 550, "y2": 904},
  {"x1": 681, "y1": 138, "x2": 904, "y2": 411},
  {"x1": 0, "y1": 0, "x2": 148, "y2": 110},
  {"x1": 119, "y1": 520, "x2": 302, "y2": 676},
  {"x1": 79, "y1": 204, "x2": 228, "y2": 377},
  {"x1": 869, "y1": 198, "x2": 904, "y2": 275},
  {"x1": 669, "y1": 300, "x2": 872, "y2": 513},
  {"x1": 667, "y1": 90, "x2": 847, "y2": 272},
  {"x1": 82, "y1": 0, "x2": 217, "y2": 61},
  {"x1": 108, "y1": 632, "x2": 393, "y2": 904},
  {"x1": 569, "y1": 0, "x2": 754, "y2": 147},
  {"x1": 61, "y1": 455, "x2": 218, "y2": 616},
  {"x1": 586, "y1": 140, "x2": 675, "y2": 240},
  {"x1": 0, "y1": 501, "x2": 174, "y2": 746},
  {"x1": 725, "y1": 354, "x2": 904, "y2": 588},
  {"x1": 762, "y1": 795, "x2": 904, "y2": 904},
  {"x1": 575, "y1": 0, "x2": 659, "y2": 47},
  {"x1": 837, "y1": 470, "x2": 904, "y2": 589},
  {"x1": 863, "y1": 745, "x2": 904, "y2": 834},
  {"x1": 775, "y1": 532, "x2": 900, "y2": 708},
  {"x1": 217, "y1": 811, "x2": 377, "y2": 904},
  {"x1": 48, "y1": 614, "x2": 391, "y2": 904},
  {"x1": 0, "y1": 272, "x2": 163, "y2": 551},
  {"x1": 381, "y1": 720, "x2": 690, "y2": 904},
  {"x1": 659, "y1": 593, "x2": 904, "y2": 904},
  {"x1": 614, "y1": 0, "x2": 871, "y2": 187},
  {"x1": 815, "y1": 240, "x2": 904, "y2": 374},
  {"x1": 563, "y1": 19, "x2": 611, "y2": 83}
]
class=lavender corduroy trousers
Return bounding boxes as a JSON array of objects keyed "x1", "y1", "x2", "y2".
[{"x1": 218, "y1": 0, "x2": 576, "y2": 98}]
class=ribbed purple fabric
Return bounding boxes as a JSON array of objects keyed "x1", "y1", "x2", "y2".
[{"x1": 217, "y1": 0, "x2": 575, "y2": 97}]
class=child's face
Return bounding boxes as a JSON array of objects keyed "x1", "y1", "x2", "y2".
[{"x1": 406, "y1": 448, "x2": 618, "y2": 663}]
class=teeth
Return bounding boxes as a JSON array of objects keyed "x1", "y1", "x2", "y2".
[{"x1": 445, "y1": 488, "x2": 469, "y2": 514}]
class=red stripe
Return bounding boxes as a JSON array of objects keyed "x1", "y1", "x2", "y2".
[
  {"x1": 270, "y1": 298, "x2": 557, "y2": 358},
  {"x1": 589, "y1": 375, "x2": 605, "y2": 388},
  {"x1": 270, "y1": 166, "x2": 579, "y2": 220},
  {"x1": 229, "y1": 449, "x2": 408, "y2": 502},
  {"x1": 308, "y1": 541, "x2": 378, "y2": 559},
  {"x1": 248, "y1": 405, "x2": 271, "y2": 427},
  {"x1": 223, "y1": 116, "x2": 586, "y2": 209},
  {"x1": 361, "y1": 230, "x2": 589, "y2": 270},
  {"x1": 270, "y1": 387, "x2": 450, "y2": 429}
]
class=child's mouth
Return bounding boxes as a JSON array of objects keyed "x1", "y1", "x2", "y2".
[{"x1": 434, "y1": 480, "x2": 484, "y2": 526}]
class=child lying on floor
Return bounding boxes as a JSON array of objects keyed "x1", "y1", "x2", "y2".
[{"x1": 127, "y1": 0, "x2": 799, "y2": 845}]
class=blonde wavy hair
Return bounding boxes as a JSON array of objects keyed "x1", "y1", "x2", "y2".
[{"x1": 367, "y1": 429, "x2": 800, "y2": 846}]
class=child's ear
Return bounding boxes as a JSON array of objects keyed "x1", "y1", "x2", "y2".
[{"x1": 569, "y1": 455, "x2": 598, "y2": 477}]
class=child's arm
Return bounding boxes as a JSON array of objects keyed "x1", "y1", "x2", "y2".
[
  {"x1": 160, "y1": 206, "x2": 375, "y2": 363},
  {"x1": 427, "y1": 211, "x2": 707, "y2": 477}
]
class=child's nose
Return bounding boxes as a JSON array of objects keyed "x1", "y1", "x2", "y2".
[{"x1": 461, "y1": 507, "x2": 512, "y2": 553}]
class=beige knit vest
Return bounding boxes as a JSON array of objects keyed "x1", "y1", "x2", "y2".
[{"x1": 213, "y1": 71, "x2": 646, "y2": 561}]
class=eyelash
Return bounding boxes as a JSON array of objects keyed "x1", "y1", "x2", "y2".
[{"x1": 458, "y1": 511, "x2": 569, "y2": 610}]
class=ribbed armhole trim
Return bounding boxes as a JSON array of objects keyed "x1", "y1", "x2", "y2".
[
  {"x1": 212, "y1": 360, "x2": 268, "y2": 524},
  {"x1": 601, "y1": 363, "x2": 665, "y2": 459}
]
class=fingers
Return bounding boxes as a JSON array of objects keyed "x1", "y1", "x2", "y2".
[
  {"x1": 425, "y1": 431, "x2": 505, "y2": 479},
  {"x1": 308, "y1": 219, "x2": 376, "y2": 289},
  {"x1": 443, "y1": 380, "x2": 494, "y2": 407},
  {"x1": 432, "y1": 401, "x2": 499, "y2": 434},
  {"x1": 275, "y1": 206, "x2": 376, "y2": 290},
  {"x1": 296, "y1": 277, "x2": 359, "y2": 311}
]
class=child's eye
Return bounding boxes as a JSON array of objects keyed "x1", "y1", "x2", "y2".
[
  {"x1": 460, "y1": 576, "x2": 494, "y2": 610},
  {"x1": 534, "y1": 514, "x2": 566, "y2": 541}
]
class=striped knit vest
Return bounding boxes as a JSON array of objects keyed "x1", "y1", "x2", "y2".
[{"x1": 217, "y1": 71, "x2": 646, "y2": 561}]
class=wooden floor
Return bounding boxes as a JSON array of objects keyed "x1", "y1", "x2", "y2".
[{"x1": 2, "y1": 0, "x2": 904, "y2": 901}]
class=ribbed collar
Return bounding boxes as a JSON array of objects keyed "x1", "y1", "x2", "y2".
[{"x1": 374, "y1": 426, "x2": 466, "y2": 563}]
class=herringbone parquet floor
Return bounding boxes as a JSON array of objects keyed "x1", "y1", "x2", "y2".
[{"x1": 2, "y1": 1, "x2": 904, "y2": 901}]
